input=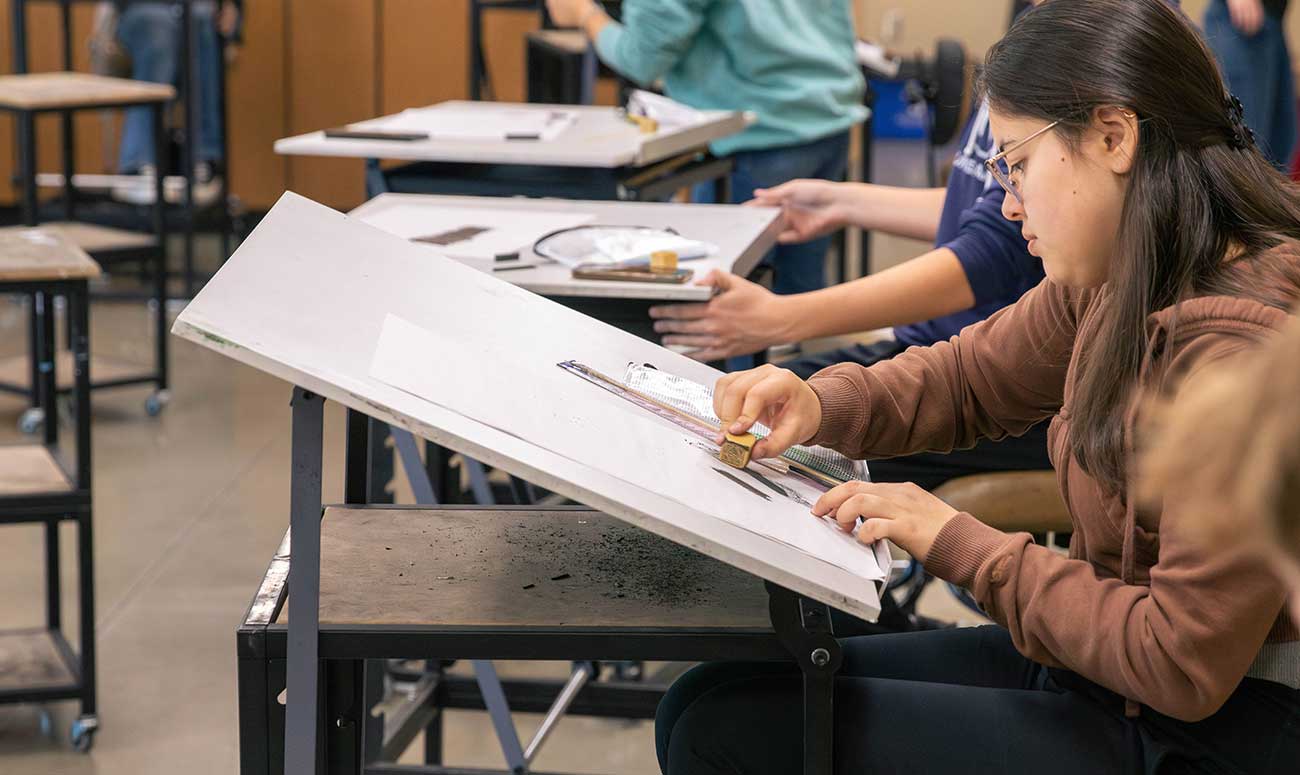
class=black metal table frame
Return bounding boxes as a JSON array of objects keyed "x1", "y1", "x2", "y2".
[
  {"x1": 5, "y1": 0, "x2": 181, "y2": 415},
  {"x1": 13, "y1": 0, "x2": 238, "y2": 298},
  {"x1": 249, "y1": 389, "x2": 842, "y2": 775},
  {"x1": 0, "y1": 274, "x2": 97, "y2": 750}
]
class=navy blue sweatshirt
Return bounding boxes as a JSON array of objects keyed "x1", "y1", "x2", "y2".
[{"x1": 892, "y1": 99, "x2": 1044, "y2": 347}]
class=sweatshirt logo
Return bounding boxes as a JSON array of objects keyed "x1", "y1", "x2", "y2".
[{"x1": 952, "y1": 100, "x2": 997, "y2": 190}]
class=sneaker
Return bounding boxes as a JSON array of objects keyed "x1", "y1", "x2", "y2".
[
  {"x1": 188, "y1": 162, "x2": 222, "y2": 208},
  {"x1": 110, "y1": 164, "x2": 158, "y2": 205}
]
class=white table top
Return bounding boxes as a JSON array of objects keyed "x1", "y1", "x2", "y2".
[
  {"x1": 348, "y1": 194, "x2": 781, "y2": 301},
  {"x1": 173, "y1": 193, "x2": 883, "y2": 622},
  {"x1": 274, "y1": 100, "x2": 751, "y2": 169}
]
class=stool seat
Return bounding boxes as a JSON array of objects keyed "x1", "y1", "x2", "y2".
[
  {"x1": 0, "y1": 445, "x2": 72, "y2": 497},
  {"x1": 0, "y1": 72, "x2": 174, "y2": 111},
  {"x1": 0, "y1": 229, "x2": 101, "y2": 282},
  {"x1": 0, "y1": 221, "x2": 156, "y2": 258},
  {"x1": 933, "y1": 470, "x2": 1071, "y2": 534}
]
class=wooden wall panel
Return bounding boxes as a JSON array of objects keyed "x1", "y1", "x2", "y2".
[
  {"x1": 225, "y1": 0, "x2": 287, "y2": 210},
  {"x1": 380, "y1": 0, "x2": 466, "y2": 114},
  {"x1": 481, "y1": 8, "x2": 538, "y2": 104},
  {"x1": 284, "y1": 0, "x2": 377, "y2": 210}
]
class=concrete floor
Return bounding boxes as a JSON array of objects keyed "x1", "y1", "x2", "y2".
[{"x1": 0, "y1": 139, "x2": 979, "y2": 773}]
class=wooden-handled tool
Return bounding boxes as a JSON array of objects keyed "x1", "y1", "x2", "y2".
[{"x1": 558, "y1": 361, "x2": 842, "y2": 486}]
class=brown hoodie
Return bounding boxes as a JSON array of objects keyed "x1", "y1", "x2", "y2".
[{"x1": 806, "y1": 245, "x2": 1300, "y2": 723}]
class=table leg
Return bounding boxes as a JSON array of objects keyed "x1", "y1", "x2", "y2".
[{"x1": 285, "y1": 388, "x2": 324, "y2": 775}]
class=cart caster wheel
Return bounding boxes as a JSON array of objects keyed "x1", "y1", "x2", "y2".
[
  {"x1": 18, "y1": 408, "x2": 44, "y2": 435},
  {"x1": 70, "y1": 715, "x2": 98, "y2": 753},
  {"x1": 144, "y1": 390, "x2": 171, "y2": 417}
]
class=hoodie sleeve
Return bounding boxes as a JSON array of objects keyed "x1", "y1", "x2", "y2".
[
  {"x1": 925, "y1": 332, "x2": 1291, "y2": 722},
  {"x1": 805, "y1": 278, "x2": 1087, "y2": 459},
  {"x1": 593, "y1": 0, "x2": 714, "y2": 87}
]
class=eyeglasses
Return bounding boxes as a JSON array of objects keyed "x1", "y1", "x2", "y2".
[{"x1": 984, "y1": 120, "x2": 1060, "y2": 204}]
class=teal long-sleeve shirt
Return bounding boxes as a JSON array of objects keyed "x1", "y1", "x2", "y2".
[{"x1": 594, "y1": 0, "x2": 867, "y2": 157}]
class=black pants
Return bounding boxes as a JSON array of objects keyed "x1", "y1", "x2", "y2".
[
  {"x1": 656, "y1": 626, "x2": 1300, "y2": 774},
  {"x1": 783, "y1": 339, "x2": 1052, "y2": 490}
]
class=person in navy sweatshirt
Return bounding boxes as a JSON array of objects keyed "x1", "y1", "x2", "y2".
[{"x1": 649, "y1": 96, "x2": 1048, "y2": 489}]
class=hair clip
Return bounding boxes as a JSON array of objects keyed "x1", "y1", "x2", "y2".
[{"x1": 1224, "y1": 93, "x2": 1254, "y2": 150}]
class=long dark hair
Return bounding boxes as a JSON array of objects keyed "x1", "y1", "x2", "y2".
[{"x1": 981, "y1": 0, "x2": 1300, "y2": 492}]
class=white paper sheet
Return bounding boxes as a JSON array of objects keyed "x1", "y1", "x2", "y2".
[
  {"x1": 535, "y1": 226, "x2": 717, "y2": 269},
  {"x1": 362, "y1": 105, "x2": 578, "y2": 142},
  {"x1": 626, "y1": 90, "x2": 705, "y2": 128},
  {"x1": 356, "y1": 203, "x2": 596, "y2": 262},
  {"x1": 369, "y1": 314, "x2": 890, "y2": 585}
]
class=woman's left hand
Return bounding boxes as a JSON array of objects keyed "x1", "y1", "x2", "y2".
[{"x1": 811, "y1": 481, "x2": 959, "y2": 563}]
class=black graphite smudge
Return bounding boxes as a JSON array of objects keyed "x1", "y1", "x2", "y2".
[
  {"x1": 486, "y1": 523, "x2": 749, "y2": 608},
  {"x1": 585, "y1": 529, "x2": 730, "y2": 608},
  {"x1": 551, "y1": 573, "x2": 571, "y2": 581}
]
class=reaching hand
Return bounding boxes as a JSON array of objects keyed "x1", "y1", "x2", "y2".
[
  {"x1": 648, "y1": 270, "x2": 791, "y2": 362},
  {"x1": 219, "y1": 1, "x2": 240, "y2": 37},
  {"x1": 748, "y1": 179, "x2": 849, "y2": 244}
]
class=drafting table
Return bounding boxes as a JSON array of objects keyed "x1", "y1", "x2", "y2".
[
  {"x1": 177, "y1": 193, "x2": 882, "y2": 775},
  {"x1": 348, "y1": 193, "x2": 782, "y2": 306},
  {"x1": 274, "y1": 100, "x2": 751, "y2": 202}
]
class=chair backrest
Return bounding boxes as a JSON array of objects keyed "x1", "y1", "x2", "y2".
[{"x1": 932, "y1": 470, "x2": 1071, "y2": 534}]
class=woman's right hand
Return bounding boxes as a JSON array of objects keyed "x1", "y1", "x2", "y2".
[
  {"x1": 712, "y1": 364, "x2": 823, "y2": 460},
  {"x1": 747, "y1": 179, "x2": 849, "y2": 244}
]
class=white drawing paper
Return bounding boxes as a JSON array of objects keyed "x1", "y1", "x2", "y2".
[{"x1": 362, "y1": 105, "x2": 578, "y2": 142}]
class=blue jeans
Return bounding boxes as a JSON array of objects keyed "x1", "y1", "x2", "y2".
[
  {"x1": 1204, "y1": 0, "x2": 1297, "y2": 169},
  {"x1": 692, "y1": 130, "x2": 852, "y2": 296},
  {"x1": 117, "y1": 2, "x2": 223, "y2": 172}
]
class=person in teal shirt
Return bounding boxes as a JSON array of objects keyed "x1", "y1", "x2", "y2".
[{"x1": 545, "y1": 0, "x2": 867, "y2": 296}]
